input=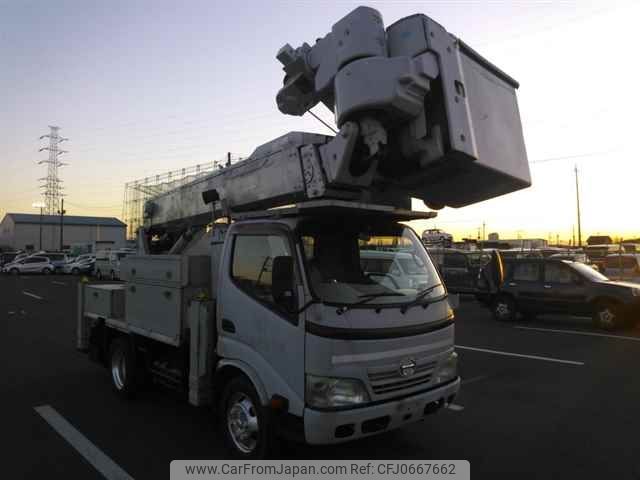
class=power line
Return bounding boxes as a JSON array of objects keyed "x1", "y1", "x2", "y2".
[{"x1": 529, "y1": 146, "x2": 624, "y2": 165}]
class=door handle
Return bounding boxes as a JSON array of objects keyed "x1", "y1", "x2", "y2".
[
  {"x1": 543, "y1": 285, "x2": 552, "y2": 289},
  {"x1": 221, "y1": 318, "x2": 236, "y2": 333}
]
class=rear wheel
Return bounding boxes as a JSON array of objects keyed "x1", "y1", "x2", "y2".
[
  {"x1": 10, "y1": 268, "x2": 19, "y2": 275},
  {"x1": 220, "y1": 376, "x2": 272, "y2": 459},
  {"x1": 71, "y1": 267, "x2": 80, "y2": 275},
  {"x1": 593, "y1": 301, "x2": 621, "y2": 331},
  {"x1": 108, "y1": 337, "x2": 138, "y2": 398},
  {"x1": 493, "y1": 295, "x2": 517, "y2": 322},
  {"x1": 42, "y1": 267, "x2": 52, "y2": 275}
]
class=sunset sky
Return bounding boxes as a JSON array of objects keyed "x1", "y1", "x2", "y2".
[{"x1": 2, "y1": 0, "x2": 639, "y2": 242}]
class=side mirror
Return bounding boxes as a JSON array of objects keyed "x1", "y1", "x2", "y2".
[{"x1": 272, "y1": 256, "x2": 295, "y2": 312}]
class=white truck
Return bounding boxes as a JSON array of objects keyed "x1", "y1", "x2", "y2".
[{"x1": 77, "y1": 6, "x2": 530, "y2": 458}]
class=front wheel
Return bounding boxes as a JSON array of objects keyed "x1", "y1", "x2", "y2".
[
  {"x1": 10, "y1": 268, "x2": 19, "y2": 275},
  {"x1": 71, "y1": 267, "x2": 80, "y2": 275},
  {"x1": 42, "y1": 267, "x2": 52, "y2": 275},
  {"x1": 493, "y1": 295, "x2": 517, "y2": 322},
  {"x1": 220, "y1": 376, "x2": 273, "y2": 459},
  {"x1": 593, "y1": 302, "x2": 621, "y2": 331}
]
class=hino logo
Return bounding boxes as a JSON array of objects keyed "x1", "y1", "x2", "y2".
[{"x1": 399, "y1": 359, "x2": 417, "y2": 377}]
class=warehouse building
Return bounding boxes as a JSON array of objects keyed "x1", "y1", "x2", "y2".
[{"x1": 0, "y1": 213, "x2": 126, "y2": 252}]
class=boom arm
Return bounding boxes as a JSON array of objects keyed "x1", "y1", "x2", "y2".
[{"x1": 144, "y1": 6, "x2": 530, "y2": 234}]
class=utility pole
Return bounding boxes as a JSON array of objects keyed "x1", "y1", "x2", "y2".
[
  {"x1": 482, "y1": 222, "x2": 486, "y2": 242},
  {"x1": 572, "y1": 226, "x2": 575, "y2": 248},
  {"x1": 57, "y1": 198, "x2": 66, "y2": 251},
  {"x1": 575, "y1": 165, "x2": 582, "y2": 247}
]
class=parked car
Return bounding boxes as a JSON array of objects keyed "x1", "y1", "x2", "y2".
[
  {"x1": 585, "y1": 244, "x2": 624, "y2": 272},
  {"x1": 35, "y1": 252, "x2": 70, "y2": 273},
  {"x1": 422, "y1": 228, "x2": 453, "y2": 247},
  {"x1": 94, "y1": 250, "x2": 131, "y2": 280},
  {"x1": 603, "y1": 254, "x2": 640, "y2": 283},
  {"x1": 360, "y1": 250, "x2": 431, "y2": 290},
  {"x1": 0, "y1": 251, "x2": 26, "y2": 267},
  {"x1": 61, "y1": 254, "x2": 96, "y2": 275},
  {"x1": 2, "y1": 256, "x2": 55, "y2": 275},
  {"x1": 489, "y1": 258, "x2": 640, "y2": 330}
]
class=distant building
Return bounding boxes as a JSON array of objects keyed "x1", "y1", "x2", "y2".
[
  {"x1": 0, "y1": 213, "x2": 126, "y2": 252},
  {"x1": 587, "y1": 235, "x2": 612, "y2": 245}
]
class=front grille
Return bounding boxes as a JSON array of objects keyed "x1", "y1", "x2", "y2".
[{"x1": 368, "y1": 361, "x2": 436, "y2": 395}]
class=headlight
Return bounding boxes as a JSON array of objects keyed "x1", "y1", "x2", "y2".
[
  {"x1": 631, "y1": 288, "x2": 640, "y2": 297},
  {"x1": 305, "y1": 375, "x2": 370, "y2": 409},
  {"x1": 433, "y1": 351, "x2": 458, "y2": 384}
]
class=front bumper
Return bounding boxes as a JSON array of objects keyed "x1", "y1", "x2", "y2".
[{"x1": 303, "y1": 377, "x2": 460, "y2": 444}]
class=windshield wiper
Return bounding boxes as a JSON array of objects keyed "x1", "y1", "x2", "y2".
[
  {"x1": 336, "y1": 292, "x2": 406, "y2": 314},
  {"x1": 399, "y1": 283, "x2": 444, "y2": 314}
]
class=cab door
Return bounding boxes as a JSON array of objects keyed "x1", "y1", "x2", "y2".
[
  {"x1": 217, "y1": 223, "x2": 306, "y2": 415},
  {"x1": 507, "y1": 261, "x2": 546, "y2": 312}
]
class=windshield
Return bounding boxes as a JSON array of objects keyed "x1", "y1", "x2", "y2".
[
  {"x1": 299, "y1": 219, "x2": 443, "y2": 306},
  {"x1": 570, "y1": 262, "x2": 609, "y2": 281}
]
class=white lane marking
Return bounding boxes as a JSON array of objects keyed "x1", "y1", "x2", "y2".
[
  {"x1": 52, "y1": 281, "x2": 67, "y2": 286},
  {"x1": 332, "y1": 339, "x2": 452, "y2": 364},
  {"x1": 461, "y1": 375, "x2": 489, "y2": 386},
  {"x1": 34, "y1": 405, "x2": 134, "y2": 480},
  {"x1": 515, "y1": 325, "x2": 640, "y2": 342},
  {"x1": 22, "y1": 291, "x2": 43, "y2": 300},
  {"x1": 446, "y1": 403, "x2": 464, "y2": 411},
  {"x1": 455, "y1": 345, "x2": 584, "y2": 366}
]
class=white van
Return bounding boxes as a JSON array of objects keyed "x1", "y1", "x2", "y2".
[{"x1": 94, "y1": 250, "x2": 132, "y2": 280}]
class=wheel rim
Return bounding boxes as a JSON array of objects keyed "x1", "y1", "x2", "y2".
[
  {"x1": 111, "y1": 348, "x2": 127, "y2": 390},
  {"x1": 226, "y1": 392, "x2": 259, "y2": 454},
  {"x1": 496, "y1": 301, "x2": 510, "y2": 319},
  {"x1": 599, "y1": 307, "x2": 615, "y2": 327}
]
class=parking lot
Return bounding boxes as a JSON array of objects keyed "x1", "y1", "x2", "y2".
[{"x1": 3, "y1": 273, "x2": 640, "y2": 479}]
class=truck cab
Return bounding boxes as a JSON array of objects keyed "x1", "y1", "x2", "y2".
[{"x1": 216, "y1": 206, "x2": 458, "y2": 449}]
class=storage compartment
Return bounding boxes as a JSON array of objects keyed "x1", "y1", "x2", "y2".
[
  {"x1": 120, "y1": 255, "x2": 210, "y2": 287},
  {"x1": 84, "y1": 284, "x2": 125, "y2": 319},
  {"x1": 125, "y1": 283, "x2": 184, "y2": 344}
]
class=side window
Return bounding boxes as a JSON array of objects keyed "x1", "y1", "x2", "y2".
[
  {"x1": 544, "y1": 263, "x2": 574, "y2": 284},
  {"x1": 231, "y1": 234, "x2": 293, "y2": 307},
  {"x1": 443, "y1": 253, "x2": 467, "y2": 269},
  {"x1": 512, "y1": 262, "x2": 540, "y2": 282}
]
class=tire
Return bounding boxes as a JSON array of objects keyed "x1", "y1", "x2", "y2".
[
  {"x1": 71, "y1": 268, "x2": 80, "y2": 275},
  {"x1": 10, "y1": 268, "x2": 19, "y2": 276},
  {"x1": 520, "y1": 311, "x2": 536, "y2": 322},
  {"x1": 220, "y1": 376, "x2": 273, "y2": 459},
  {"x1": 110, "y1": 270, "x2": 117, "y2": 281},
  {"x1": 96, "y1": 270, "x2": 102, "y2": 280},
  {"x1": 493, "y1": 295, "x2": 517, "y2": 322},
  {"x1": 592, "y1": 301, "x2": 621, "y2": 331},
  {"x1": 42, "y1": 267, "x2": 52, "y2": 275},
  {"x1": 108, "y1": 337, "x2": 138, "y2": 398}
]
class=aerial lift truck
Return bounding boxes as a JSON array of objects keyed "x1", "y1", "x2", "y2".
[{"x1": 77, "y1": 6, "x2": 530, "y2": 458}]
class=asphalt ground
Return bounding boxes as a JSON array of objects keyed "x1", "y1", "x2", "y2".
[{"x1": 3, "y1": 274, "x2": 640, "y2": 479}]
